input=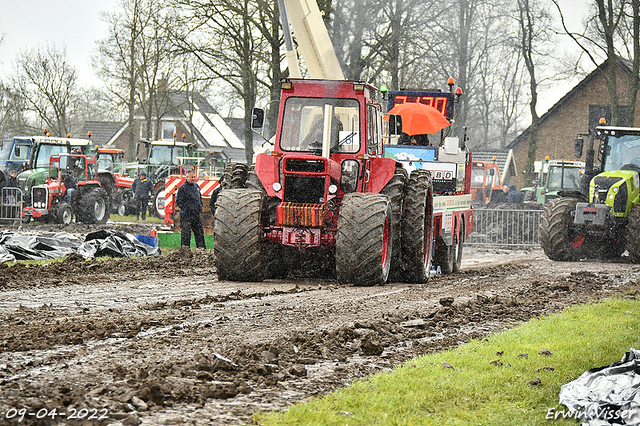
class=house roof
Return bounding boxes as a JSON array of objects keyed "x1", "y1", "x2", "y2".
[
  {"x1": 82, "y1": 121, "x2": 125, "y2": 146},
  {"x1": 471, "y1": 149, "x2": 517, "y2": 183},
  {"x1": 506, "y1": 57, "x2": 632, "y2": 150}
]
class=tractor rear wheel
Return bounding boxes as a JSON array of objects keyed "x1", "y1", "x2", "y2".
[
  {"x1": 214, "y1": 189, "x2": 267, "y2": 281},
  {"x1": 401, "y1": 170, "x2": 434, "y2": 283},
  {"x1": 336, "y1": 193, "x2": 392, "y2": 286},
  {"x1": 380, "y1": 168, "x2": 406, "y2": 281},
  {"x1": 78, "y1": 187, "x2": 110, "y2": 224},
  {"x1": 626, "y1": 206, "x2": 640, "y2": 262},
  {"x1": 540, "y1": 198, "x2": 588, "y2": 261}
]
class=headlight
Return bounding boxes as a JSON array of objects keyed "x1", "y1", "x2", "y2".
[
  {"x1": 328, "y1": 184, "x2": 338, "y2": 194},
  {"x1": 273, "y1": 182, "x2": 282, "y2": 192}
]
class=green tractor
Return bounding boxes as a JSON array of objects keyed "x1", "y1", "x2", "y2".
[
  {"x1": 521, "y1": 157, "x2": 585, "y2": 205},
  {"x1": 540, "y1": 125, "x2": 640, "y2": 261}
]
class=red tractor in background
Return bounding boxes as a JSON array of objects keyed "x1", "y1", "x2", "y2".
[
  {"x1": 213, "y1": 79, "x2": 435, "y2": 285},
  {"x1": 23, "y1": 154, "x2": 110, "y2": 225},
  {"x1": 470, "y1": 160, "x2": 502, "y2": 204},
  {"x1": 95, "y1": 147, "x2": 136, "y2": 215}
]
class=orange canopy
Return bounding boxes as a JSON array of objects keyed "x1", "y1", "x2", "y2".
[{"x1": 384, "y1": 103, "x2": 450, "y2": 136}]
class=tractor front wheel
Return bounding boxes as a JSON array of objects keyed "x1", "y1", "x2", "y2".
[
  {"x1": 336, "y1": 193, "x2": 392, "y2": 286},
  {"x1": 56, "y1": 203, "x2": 73, "y2": 225},
  {"x1": 540, "y1": 198, "x2": 587, "y2": 261},
  {"x1": 214, "y1": 189, "x2": 267, "y2": 281}
]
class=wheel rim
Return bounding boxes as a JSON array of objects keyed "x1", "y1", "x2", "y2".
[
  {"x1": 156, "y1": 189, "x2": 166, "y2": 218},
  {"x1": 568, "y1": 233, "x2": 586, "y2": 248},
  {"x1": 118, "y1": 203, "x2": 126, "y2": 216},
  {"x1": 62, "y1": 208, "x2": 72, "y2": 224},
  {"x1": 94, "y1": 198, "x2": 106, "y2": 220}
]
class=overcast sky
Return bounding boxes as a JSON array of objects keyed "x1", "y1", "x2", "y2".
[
  {"x1": 0, "y1": 0, "x2": 589, "y2": 112},
  {"x1": 0, "y1": 0, "x2": 117, "y2": 87}
]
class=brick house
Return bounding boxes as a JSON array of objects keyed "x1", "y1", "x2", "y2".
[{"x1": 506, "y1": 57, "x2": 640, "y2": 188}]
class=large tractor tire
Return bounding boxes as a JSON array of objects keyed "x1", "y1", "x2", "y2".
[
  {"x1": 78, "y1": 187, "x2": 110, "y2": 224},
  {"x1": 336, "y1": 193, "x2": 392, "y2": 286},
  {"x1": 626, "y1": 206, "x2": 640, "y2": 262},
  {"x1": 223, "y1": 163, "x2": 249, "y2": 189},
  {"x1": 214, "y1": 189, "x2": 267, "y2": 282},
  {"x1": 380, "y1": 168, "x2": 407, "y2": 281},
  {"x1": 244, "y1": 169, "x2": 287, "y2": 277},
  {"x1": 540, "y1": 197, "x2": 588, "y2": 261},
  {"x1": 401, "y1": 169, "x2": 434, "y2": 283}
]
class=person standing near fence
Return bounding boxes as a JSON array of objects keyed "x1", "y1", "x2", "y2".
[
  {"x1": 508, "y1": 184, "x2": 524, "y2": 203},
  {"x1": 132, "y1": 171, "x2": 152, "y2": 221},
  {"x1": 176, "y1": 170, "x2": 206, "y2": 250}
]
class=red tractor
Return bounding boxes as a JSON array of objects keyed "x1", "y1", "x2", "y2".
[
  {"x1": 23, "y1": 154, "x2": 110, "y2": 224},
  {"x1": 213, "y1": 79, "x2": 434, "y2": 285}
]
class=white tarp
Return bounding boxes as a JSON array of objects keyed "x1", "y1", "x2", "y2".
[{"x1": 559, "y1": 348, "x2": 640, "y2": 425}]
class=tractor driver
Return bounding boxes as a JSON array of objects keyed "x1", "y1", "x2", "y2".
[
  {"x1": 61, "y1": 172, "x2": 77, "y2": 204},
  {"x1": 302, "y1": 117, "x2": 324, "y2": 151}
]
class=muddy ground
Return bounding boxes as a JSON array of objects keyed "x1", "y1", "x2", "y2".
[{"x1": 0, "y1": 221, "x2": 639, "y2": 425}]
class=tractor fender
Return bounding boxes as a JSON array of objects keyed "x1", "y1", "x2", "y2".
[{"x1": 366, "y1": 157, "x2": 397, "y2": 194}]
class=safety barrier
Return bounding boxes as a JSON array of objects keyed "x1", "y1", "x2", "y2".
[
  {"x1": 0, "y1": 187, "x2": 23, "y2": 226},
  {"x1": 467, "y1": 207, "x2": 542, "y2": 246}
]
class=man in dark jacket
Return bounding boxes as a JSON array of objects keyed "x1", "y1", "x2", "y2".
[
  {"x1": 6, "y1": 170, "x2": 18, "y2": 188},
  {"x1": 132, "y1": 170, "x2": 152, "y2": 220},
  {"x1": 176, "y1": 170, "x2": 205, "y2": 249},
  {"x1": 508, "y1": 183, "x2": 524, "y2": 203}
]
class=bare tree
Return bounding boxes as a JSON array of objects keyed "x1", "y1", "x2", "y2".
[
  {"x1": 0, "y1": 81, "x2": 30, "y2": 137},
  {"x1": 518, "y1": 0, "x2": 541, "y2": 185},
  {"x1": 95, "y1": 0, "x2": 150, "y2": 159},
  {"x1": 553, "y1": 0, "x2": 639, "y2": 126},
  {"x1": 11, "y1": 44, "x2": 78, "y2": 137},
  {"x1": 172, "y1": 0, "x2": 268, "y2": 164}
]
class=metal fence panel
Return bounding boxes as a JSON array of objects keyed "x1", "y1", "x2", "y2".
[
  {"x1": 0, "y1": 187, "x2": 23, "y2": 225},
  {"x1": 467, "y1": 208, "x2": 541, "y2": 246}
]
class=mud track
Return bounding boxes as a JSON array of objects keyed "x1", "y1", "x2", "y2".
[{"x1": 0, "y1": 225, "x2": 639, "y2": 425}]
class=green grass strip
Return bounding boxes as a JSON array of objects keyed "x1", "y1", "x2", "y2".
[{"x1": 256, "y1": 296, "x2": 640, "y2": 425}]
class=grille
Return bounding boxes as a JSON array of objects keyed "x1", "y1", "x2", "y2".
[
  {"x1": 613, "y1": 181, "x2": 628, "y2": 213},
  {"x1": 32, "y1": 187, "x2": 47, "y2": 207},
  {"x1": 277, "y1": 203, "x2": 324, "y2": 227},
  {"x1": 593, "y1": 176, "x2": 622, "y2": 203},
  {"x1": 284, "y1": 175, "x2": 325, "y2": 204}
]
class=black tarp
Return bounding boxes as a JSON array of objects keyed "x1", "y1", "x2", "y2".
[
  {"x1": 0, "y1": 230, "x2": 159, "y2": 262},
  {"x1": 559, "y1": 348, "x2": 640, "y2": 425}
]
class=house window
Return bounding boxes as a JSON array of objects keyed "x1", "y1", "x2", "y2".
[
  {"x1": 162, "y1": 122, "x2": 176, "y2": 140},
  {"x1": 139, "y1": 121, "x2": 155, "y2": 140}
]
